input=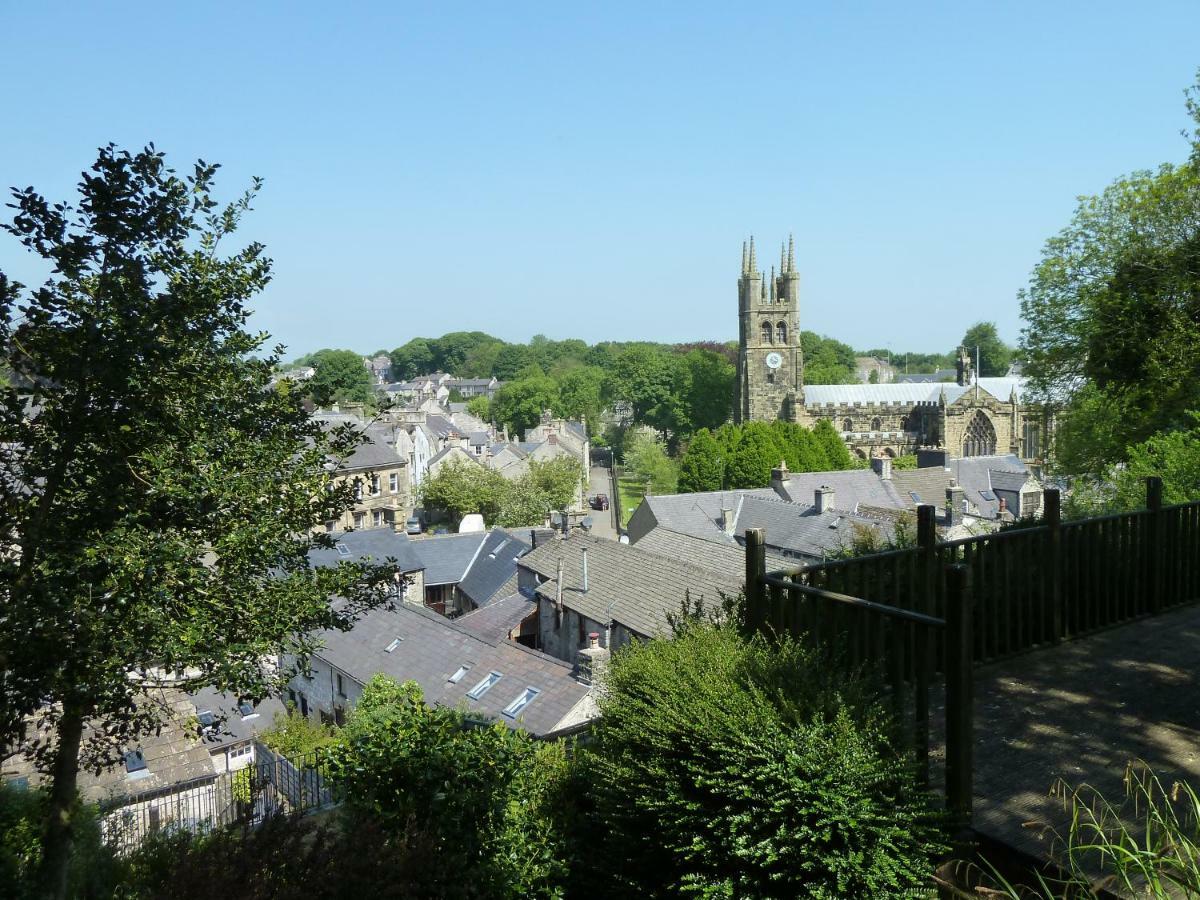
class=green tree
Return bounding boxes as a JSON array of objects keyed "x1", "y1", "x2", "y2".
[
  {"x1": 960, "y1": 321, "x2": 1012, "y2": 377},
  {"x1": 0, "y1": 146, "x2": 391, "y2": 897},
  {"x1": 307, "y1": 348, "x2": 374, "y2": 406},
  {"x1": 812, "y1": 417, "x2": 855, "y2": 470},
  {"x1": 418, "y1": 460, "x2": 508, "y2": 526},
  {"x1": 1020, "y1": 73, "x2": 1200, "y2": 473},
  {"x1": 259, "y1": 707, "x2": 338, "y2": 758},
  {"x1": 726, "y1": 425, "x2": 780, "y2": 488},
  {"x1": 465, "y1": 395, "x2": 492, "y2": 422},
  {"x1": 491, "y1": 371, "x2": 559, "y2": 437},
  {"x1": 390, "y1": 338, "x2": 435, "y2": 380},
  {"x1": 495, "y1": 475, "x2": 552, "y2": 528},
  {"x1": 582, "y1": 620, "x2": 945, "y2": 897},
  {"x1": 493, "y1": 343, "x2": 534, "y2": 380},
  {"x1": 678, "y1": 428, "x2": 726, "y2": 493},
  {"x1": 622, "y1": 430, "x2": 678, "y2": 494},
  {"x1": 605, "y1": 346, "x2": 673, "y2": 426},
  {"x1": 679, "y1": 348, "x2": 734, "y2": 434},
  {"x1": 525, "y1": 456, "x2": 583, "y2": 512},
  {"x1": 553, "y1": 365, "x2": 605, "y2": 432},
  {"x1": 801, "y1": 331, "x2": 857, "y2": 384}
]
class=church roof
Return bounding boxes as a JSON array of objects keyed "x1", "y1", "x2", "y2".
[{"x1": 803, "y1": 377, "x2": 1025, "y2": 407}]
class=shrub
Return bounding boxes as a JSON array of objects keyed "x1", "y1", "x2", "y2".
[
  {"x1": 259, "y1": 705, "x2": 338, "y2": 757},
  {"x1": 580, "y1": 621, "x2": 945, "y2": 898}
]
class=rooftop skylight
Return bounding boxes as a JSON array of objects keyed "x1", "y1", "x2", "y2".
[
  {"x1": 466, "y1": 671, "x2": 502, "y2": 700},
  {"x1": 502, "y1": 687, "x2": 540, "y2": 718},
  {"x1": 384, "y1": 637, "x2": 402, "y2": 653}
]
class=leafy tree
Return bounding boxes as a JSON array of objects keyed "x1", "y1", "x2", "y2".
[
  {"x1": 525, "y1": 456, "x2": 583, "y2": 512},
  {"x1": 419, "y1": 460, "x2": 508, "y2": 525},
  {"x1": 430, "y1": 331, "x2": 498, "y2": 375},
  {"x1": 0, "y1": 146, "x2": 391, "y2": 897},
  {"x1": 328, "y1": 675, "x2": 570, "y2": 897},
  {"x1": 679, "y1": 348, "x2": 734, "y2": 434},
  {"x1": 307, "y1": 348, "x2": 374, "y2": 406},
  {"x1": 605, "y1": 346, "x2": 673, "y2": 426},
  {"x1": 622, "y1": 430, "x2": 678, "y2": 494},
  {"x1": 726, "y1": 425, "x2": 780, "y2": 488},
  {"x1": 465, "y1": 395, "x2": 492, "y2": 422},
  {"x1": 390, "y1": 337, "x2": 435, "y2": 380},
  {"x1": 678, "y1": 428, "x2": 726, "y2": 493},
  {"x1": 959, "y1": 321, "x2": 1012, "y2": 377},
  {"x1": 1020, "y1": 72, "x2": 1200, "y2": 473},
  {"x1": 812, "y1": 417, "x2": 855, "y2": 470},
  {"x1": 553, "y1": 365, "x2": 605, "y2": 432},
  {"x1": 259, "y1": 707, "x2": 338, "y2": 758},
  {"x1": 801, "y1": 330, "x2": 858, "y2": 384},
  {"x1": 491, "y1": 371, "x2": 559, "y2": 437},
  {"x1": 492, "y1": 343, "x2": 534, "y2": 380},
  {"x1": 581, "y1": 620, "x2": 945, "y2": 898}
]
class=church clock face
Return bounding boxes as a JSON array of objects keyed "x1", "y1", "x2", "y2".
[{"x1": 765, "y1": 352, "x2": 783, "y2": 370}]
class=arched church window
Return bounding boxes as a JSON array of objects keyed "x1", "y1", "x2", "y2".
[
  {"x1": 871, "y1": 417, "x2": 882, "y2": 432},
  {"x1": 761, "y1": 321, "x2": 773, "y2": 344},
  {"x1": 842, "y1": 418, "x2": 853, "y2": 433},
  {"x1": 776, "y1": 321, "x2": 788, "y2": 344},
  {"x1": 962, "y1": 410, "x2": 997, "y2": 457}
]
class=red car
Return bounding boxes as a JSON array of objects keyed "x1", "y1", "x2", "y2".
[{"x1": 590, "y1": 493, "x2": 610, "y2": 511}]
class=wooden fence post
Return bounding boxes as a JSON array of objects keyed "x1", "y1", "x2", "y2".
[
  {"x1": 744, "y1": 527, "x2": 767, "y2": 636},
  {"x1": 1044, "y1": 488, "x2": 1062, "y2": 642},
  {"x1": 917, "y1": 504, "x2": 937, "y2": 616},
  {"x1": 1147, "y1": 476, "x2": 1163, "y2": 614},
  {"x1": 945, "y1": 563, "x2": 974, "y2": 833}
]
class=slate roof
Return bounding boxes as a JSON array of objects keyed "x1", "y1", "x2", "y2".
[
  {"x1": 313, "y1": 602, "x2": 589, "y2": 736},
  {"x1": 458, "y1": 528, "x2": 533, "y2": 607},
  {"x1": 732, "y1": 495, "x2": 896, "y2": 561},
  {"x1": 916, "y1": 455, "x2": 1033, "y2": 519},
  {"x1": 633, "y1": 488, "x2": 779, "y2": 542},
  {"x1": 989, "y1": 469, "x2": 1030, "y2": 493},
  {"x1": 424, "y1": 414, "x2": 457, "y2": 439},
  {"x1": 772, "y1": 468, "x2": 908, "y2": 511},
  {"x1": 890, "y1": 468, "x2": 954, "y2": 507},
  {"x1": 895, "y1": 370, "x2": 957, "y2": 384},
  {"x1": 804, "y1": 377, "x2": 1026, "y2": 407},
  {"x1": 455, "y1": 592, "x2": 538, "y2": 641},
  {"x1": 189, "y1": 689, "x2": 287, "y2": 752},
  {"x1": 633, "y1": 527, "x2": 792, "y2": 576},
  {"x1": 520, "y1": 533, "x2": 741, "y2": 639},
  {"x1": 308, "y1": 528, "x2": 425, "y2": 573},
  {"x1": 468, "y1": 430, "x2": 491, "y2": 446},
  {"x1": 2, "y1": 690, "x2": 217, "y2": 803},
  {"x1": 409, "y1": 532, "x2": 488, "y2": 586},
  {"x1": 428, "y1": 445, "x2": 483, "y2": 469}
]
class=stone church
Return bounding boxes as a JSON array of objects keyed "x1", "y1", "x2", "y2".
[{"x1": 734, "y1": 236, "x2": 1044, "y2": 467}]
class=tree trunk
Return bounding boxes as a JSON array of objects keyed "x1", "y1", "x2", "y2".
[{"x1": 38, "y1": 702, "x2": 85, "y2": 900}]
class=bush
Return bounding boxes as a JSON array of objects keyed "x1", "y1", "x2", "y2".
[
  {"x1": 259, "y1": 706, "x2": 338, "y2": 757},
  {"x1": 580, "y1": 621, "x2": 946, "y2": 898}
]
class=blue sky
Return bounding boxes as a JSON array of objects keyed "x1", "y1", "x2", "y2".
[{"x1": 3, "y1": 2, "x2": 1198, "y2": 359}]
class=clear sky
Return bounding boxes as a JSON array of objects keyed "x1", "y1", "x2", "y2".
[{"x1": 3, "y1": 2, "x2": 1198, "y2": 359}]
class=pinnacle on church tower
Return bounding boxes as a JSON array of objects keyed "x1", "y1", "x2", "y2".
[
  {"x1": 780, "y1": 242, "x2": 786, "y2": 275},
  {"x1": 748, "y1": 236, "x2": 757, "y2": 273},
  {"x1": 787, "y1": 234, "x2": 795, "y2": 273},
  {"x1": 741, "y1": 241, "x2": 748, "y2": 275},
  {"x1": 769, "y1": 265, "x2": 776, "y2": 301}
]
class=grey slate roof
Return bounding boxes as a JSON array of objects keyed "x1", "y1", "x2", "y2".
[
  {"x1": 308, "y1": 528, "x2": 425, "y2": 573},
  {"x1": 633, "y1": 527, "x2": 792, "y2": 576},
  {"x1": 772, "y1": 468, "x2": 908, "y2": 511},
  {"x1": 455, "y1": 592, "x2": 537, "y2": 641},
  {"x1": 424, "y1": 414, "x2": 457, "y2": 439},
  {"x1": 468, "y1": 430, "x2": 491, "y2": 446},
  {"x1": 428, "y1": 445, "x2": 483, "y2": 468},
  {"x1": 458, "y1": 528, "x2": 533, "y2": 608},
  {"x1": 913, "y1": 455, "x2": 1032, "y2": 519},
  {"x1": 520, "y1": 534, "x2": 741, "y2": 639},
  {"x1": 733, "y1": 495, "x2": 896, "y2": 561},
  {"x1": 891, "y1": 468, "x2": 954, "y2": 507},
  {"x1": 804, "y1": 377, "x2": 1025, "y2": 407},
  {"x1": 314, "y1": 602, "x2": 588, "y2": 736},
  {"x1": 409, "y1": 532, "x2": 488, "y2": 585},
  {"x1": 189, "y1": 689, "x2": 287, "y2": 752},
  {"x1": 895, "y1": 370, "x2": 957, "y2": 384},
  {"x1": 632, "y1": 488, "x2": 779, "y2": 543}
]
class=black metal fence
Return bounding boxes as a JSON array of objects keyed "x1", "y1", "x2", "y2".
[{"x1": 99, "y1": 744, "x2": 336, "y2": 853}]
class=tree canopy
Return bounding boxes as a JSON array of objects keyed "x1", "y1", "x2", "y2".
[
  {"x1": 304, "y1": 348, "x2": 374, "y2": 406},
  {"x1": 0, "y1": 146, "x2": 390, "y2": 897},
  {"x1": 959, "y1": 322, "x2": 1012, "y2": 378}
]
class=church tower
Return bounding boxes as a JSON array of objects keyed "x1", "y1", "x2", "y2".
[{"x1": 734, "y1": 235, "x2": 803, "y2": 423}]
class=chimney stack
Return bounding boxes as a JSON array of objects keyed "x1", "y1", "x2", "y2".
[
  {"x1": 581, "y1": 546, "x2": 589, "y2": 593},
  {"x1": 814, "y1": 485, "x2": 836, "y2": 514},
  {"x1": 720, "y1": 506, "x2": 735, "y2": 536},
  {"x1": 871, "y1": 455, "x2": 892, "y2": 480},
  {"x1": 770, "y1": 459, "x2": 792, "y2": 497},
  {"x1": 576, "y1": 632, "x2": 611, "y2": 686},
  {"x1": 946, "y1": 484, "x2": 966, "y2": 526}
]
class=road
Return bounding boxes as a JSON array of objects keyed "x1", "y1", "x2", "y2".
[{"x1": 586, "y1": 465, "x2": 619, "y2": 541}]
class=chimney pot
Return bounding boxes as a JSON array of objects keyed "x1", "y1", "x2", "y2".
[
  {"x1": 588, "y1": 632, "x2": 599, "y2": 648},
  {"x1": 814, "y1": 486, "x2": 836, "y2": 514}
]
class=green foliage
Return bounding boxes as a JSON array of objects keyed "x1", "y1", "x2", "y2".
[
  {"x1": 525, "y1": 456, "x2": 584, "y2": 512},
  {"x1": 419, "y1": 460, "x2": 509, "y2": 524},
  {"x1": 581, "y1": 621, "x2": 946, "y2": 898},
  {"x1": 465, "y1": 394, "x2": 491, "y2": 421},
  {"x1": 891, "y1": 453, "x2": 918, "y2": 470},
  {"x1": 553, "y1": 365, "x2": 605, "y2": 433},
  {"x1": 605, "y1": 345, "x2": 675, "y2": 427},
  {"x1": 260, "y1": 707, "x2": 338, "y2": 757},
  {"x1": 420, "y1": 457, "x2": 581, "y2": 528},
  {"x1": 622, "y1": 430, "x2": 679, "y2": 494},
  {"x1": 802, "y1": 331, "x2": 858, "y2": 384},
  {"x1": 307, "y1": 348, "x2": 375, "y2": 406},
  {"x1": 959, "y1": 321, "x2": 1012, "y2": 377},
  {"x1": 328, "y1": 675, "x2": 570, "y2": 898},
  {"x1": 725, "y1": 423, "x2": 780, "y2": 488},
  {"x1": 0, "y1": 145, "x2": 393, "y2": 893},
  {"x1": 678, "y1": 428, "x2": 726, "y2": 493},
  {"x1": 1020, "y1": 72, "x2": 1200, "y2": 474},
  {"x1": 492, "y1": 370, "x2": 560, "y2": 436}
]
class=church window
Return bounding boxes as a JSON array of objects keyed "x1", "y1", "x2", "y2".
[
  {"x1": 776, "y1": 321, "x2": 788, "y2": 344},
  {"x1": 962, "y1": 410, "x2": 997, "y2": 457},
  {"x1": 766, "y1": 372, "x2": 775, "y2": 384},
  {"x1": 761, "y1": 321, "x2": 773, "y2": 344},
  {"x1": 871, "y1": 417, "x2": 882, "y2": 432},
  {"x1": 842, "y1": 418, "x2": 853, "y2": 433}
]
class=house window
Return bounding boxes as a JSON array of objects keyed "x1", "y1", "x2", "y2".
[
  {"x1": 299, "y1": 694, "x2": 309, "y2": 717},
  {"x1": 466, "y1": 671, "x2": 503, "y2": 700},
  {"x1": 389, "y1": 472, "x2": 399, "y2": 492},
  {"x1": 370, "y1": 475, "x2": 381, "y2": 496},
  {"x1": 354, "y1": 512, "x2": 366, "y2": 529},
  {"x1": 354, "y1": 481, "x2": 364, "y2": 501},
  {"x1": 334, "y1": 705, "x2": 345, "y2": 727},
  {"x1": 239, "y1": 701, "x2": 258, "y2": 720},
  {"x1": 502, "y1": 687, "x2": 541, "y2": 718},
  {"x1": 337, "y1": 674, "x2": 346, "y2": 698},
  {"x1": 372, "y1": 510, "x2": 384, "y2": 528},
  {"x1": 761, "y1": 321, "x2": 773, "y2": 344},
  {"x1": 776, "y1": 321, "x2": 788, "y2": 344}
]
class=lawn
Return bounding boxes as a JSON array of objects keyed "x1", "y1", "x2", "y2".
[{"x1": 616, "y1": 472, "x2": 647, "y2": 529}]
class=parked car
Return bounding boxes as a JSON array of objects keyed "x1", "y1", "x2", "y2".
[
  {"x1": 590, "y1": 493, "x2": 609, "y2": 511},
  {"x1": 404, "y1": 516, "x2": 423, "y2": 535}
]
